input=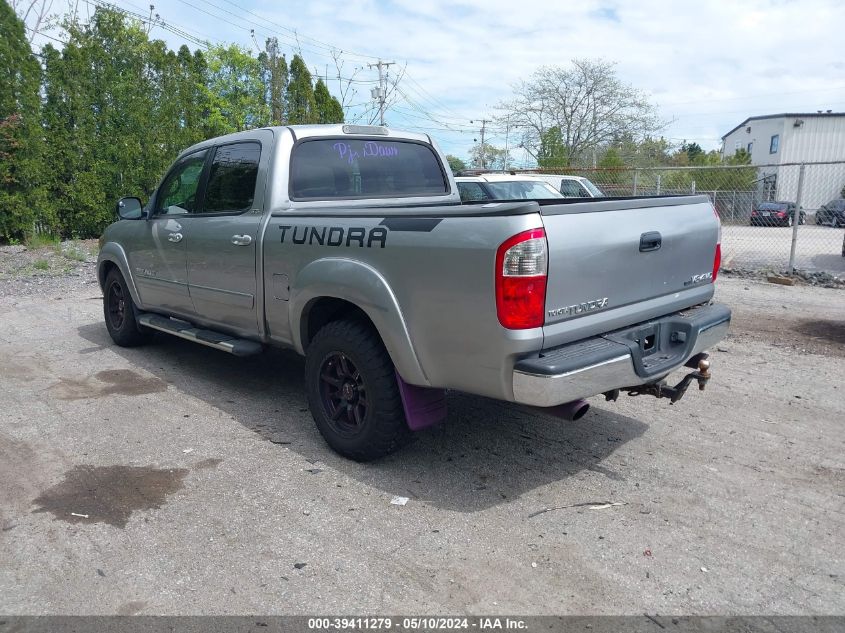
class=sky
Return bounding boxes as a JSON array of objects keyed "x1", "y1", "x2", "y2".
[{"x1": 23, "y1": 0, "x2": 845, "y2": 166}]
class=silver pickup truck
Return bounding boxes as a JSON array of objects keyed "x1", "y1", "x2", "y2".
[{"x1": 98, "y1": 124, "x2": 730, "y2": 461}]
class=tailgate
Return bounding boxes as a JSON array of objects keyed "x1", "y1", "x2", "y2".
[{"x1": 541, "y1": 196, "x2": 719, "y2": 327}]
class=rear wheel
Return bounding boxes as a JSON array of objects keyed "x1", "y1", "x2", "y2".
[
  {"x1": 103, "y1": 268, "x2": 151, "y2": 347},
  {"x1": 304, "y1": 320, "x2": 410, "y2": 461}
]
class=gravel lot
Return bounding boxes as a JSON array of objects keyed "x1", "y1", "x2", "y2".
[
  {"x1": 721, "y1": 224, "x2": 845, "y2": 274},
  {"x1": 0, "y1": 249, "x2": 843, "y2": 616}
]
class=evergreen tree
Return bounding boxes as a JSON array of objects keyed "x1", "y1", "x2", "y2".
[
  {"x1": 314, "y1": 79, "x2": 343, "y2": 124},
  {"x1": 286, "y1": 54, "x2": 316, "y2": 124},
  {"x1": 0, "y1": 0, "x2": 46, "y2": 240},
  {"x1": 261, "y1": 37, "x2": 288, "y2": 125}
]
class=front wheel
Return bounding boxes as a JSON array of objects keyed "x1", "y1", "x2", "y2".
[
  {"x1": 304, "y1": 320, "x2": 410, "y2": 461},
  {"x1": 103, "y1": 268, "x2": 152, "y2": 347}
]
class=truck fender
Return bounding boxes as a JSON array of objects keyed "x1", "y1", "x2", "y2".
[
  {"x1": 289, "y1": 257, "x2": 430, "y2": 387},
  {"x1": 97, "y1": 242, "x2": 143, "y2": 308}
]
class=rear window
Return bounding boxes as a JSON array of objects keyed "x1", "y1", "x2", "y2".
[
  {"x1": 290, "y1": 138, "x2": 449, "y2": 200},
  {"x1": 758, "y1": 202, "x2": 788, "y2": 210}
]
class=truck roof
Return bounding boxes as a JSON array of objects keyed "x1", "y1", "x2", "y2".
[{"x1": 180, "y1": 125, "x2": 432, "y2": 157}]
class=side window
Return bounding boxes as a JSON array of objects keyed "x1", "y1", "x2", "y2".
[
  {"x1": 559, "y1": 180, "x2": 583, "y2": 197},
  {"x1": 203, "y1": 142, "x2": 261, "y2": 214},
  {"x1": 155, "y1": 150, "x2": 207, "y2": 215},
  {"x1": 458, "y1": 182, "x2": 489, "y2": 202}
]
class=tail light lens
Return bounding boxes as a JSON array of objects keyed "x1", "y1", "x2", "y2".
[
  {"x1": 712, "y1": 243, "x2": 721, "y2": 282},
  {"x1": 712, "y1": 205, "x2": 721, "y2": 283},
  {"x1": 495, "y1": 228, "x2": 548, "y2": 329}
]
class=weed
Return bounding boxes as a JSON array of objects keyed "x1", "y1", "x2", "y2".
[{"x1": 26, "y1": 232, "x2": 60, "y2": 251}]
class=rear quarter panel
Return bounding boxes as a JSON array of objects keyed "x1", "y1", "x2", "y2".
[{"x1": 262, "y1": 209, "x2": 544, "y2": 399}]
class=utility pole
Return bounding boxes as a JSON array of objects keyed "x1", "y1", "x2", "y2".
[
  {"x1": 367, "y1": 59, "x2": 396, "y2": 126},
  {"x1": 503, "y1": 115, "x2": 511, "y2": 171},
  {"x1": 471, "y1": 119, "x2": 491, "y2": 168}
]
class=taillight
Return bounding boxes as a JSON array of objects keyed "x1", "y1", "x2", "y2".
[
  {"x1": 495, "y1": 228, "x2": 548, "y2": 329},
  {"x1": 712, "y1": 205, "x2": 721, "y2": 283},
  {"x1": 712, "y1": 243, "x2": 721, "y2": 282}
]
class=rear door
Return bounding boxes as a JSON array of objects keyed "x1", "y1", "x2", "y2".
[
  {"x1": 184, "y1": 138, "x2": 269, "y2": 334},
  {"x1": 541, "y1": 197, "x2": 720, "y2": 327}
]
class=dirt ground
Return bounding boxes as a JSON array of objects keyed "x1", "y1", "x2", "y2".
[{"x1": 0, "y1": 262, "x2": 843, "y2": 615}]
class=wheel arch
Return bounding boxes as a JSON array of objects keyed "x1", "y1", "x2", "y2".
[
  {"x1": 290, "y1": 258, "x2": 430, "y2": 386},
  {"x1": 97, "y1": 242, "x2": 143, "y2": 307}
]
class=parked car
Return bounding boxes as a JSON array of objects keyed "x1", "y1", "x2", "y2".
[
  {"x1": 749, "y1": 201, "x2": 805, "y2": 227},
  {"x1": 816, "y1": 199, "x2": 845, "y2": 227},
  {"x1": 98, "y1": 124, "x2": 729, "y2": 461},
  {"x1": 455, "y1": 174, "x2": 564, "y2": 201},
  {"x1": 531, "y1": 174, "x2": 605, "y2": 198}
]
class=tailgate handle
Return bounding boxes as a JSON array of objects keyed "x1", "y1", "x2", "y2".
[{"x1": 639, "y1": 231, "x2": 662, "y2": 252}]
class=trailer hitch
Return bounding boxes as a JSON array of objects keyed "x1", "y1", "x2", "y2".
[{"x1": 624, "y1": 357, "x2": 711, "y2": 404}]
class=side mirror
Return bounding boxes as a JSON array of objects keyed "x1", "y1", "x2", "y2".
[{"x1": 116, "y1": 197, "x2": 144, "y2": 220}]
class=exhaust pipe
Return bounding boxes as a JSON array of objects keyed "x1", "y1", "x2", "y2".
[{"x1": 535, "y1": 399, "x2": 591, "y2": 421}]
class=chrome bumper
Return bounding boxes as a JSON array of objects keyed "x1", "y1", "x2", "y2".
[{"x1": 512, "y1": 303, "x2": 731, "y2": 407}]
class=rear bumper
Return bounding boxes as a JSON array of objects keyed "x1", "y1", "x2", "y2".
[{"x1": 512, "y1": 302, "x2": 731, "y2": 407}]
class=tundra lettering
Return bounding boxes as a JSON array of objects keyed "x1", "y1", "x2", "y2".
[
  {"x1": 548, "y1": 297, "x2": 609, "y2": 317},
  {"x1": 279, "y1": 225, "x2": 388, "y2": 248}
]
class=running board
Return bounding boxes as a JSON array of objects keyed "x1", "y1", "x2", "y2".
[{"x1": 138, "y1": 314, "x2": 263, "y2": 357}]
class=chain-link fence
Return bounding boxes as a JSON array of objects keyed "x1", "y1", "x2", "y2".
[{"x1": 520, "y1": 162, "x2": 845, "y2": 277}]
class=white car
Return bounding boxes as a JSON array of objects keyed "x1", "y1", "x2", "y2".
[
  {"x1": 531, "y1": 174, "x2": 604, "y2": 198},
  {"x1": 455, "y1": 174, "x2": 564, "y2": 201}
]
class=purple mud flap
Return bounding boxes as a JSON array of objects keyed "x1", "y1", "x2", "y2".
[{"x1": 395, "y1": 370, "x2": 447, "y2": 431}]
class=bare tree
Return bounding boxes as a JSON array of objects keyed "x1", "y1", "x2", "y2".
[
  {"x1": 498, "y1": 59, "x2": 663, "y2": 167},
  {"x1": 11, "y1": 0, "x2": 54, "y2": 43}
]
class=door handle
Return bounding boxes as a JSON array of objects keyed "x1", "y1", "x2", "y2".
[
  {"x1": 168, "y1": 232, "x2": 183, "y2": 243},
  {"x1": 231, "y1": 234, "x2": 253, "y2": 246}
]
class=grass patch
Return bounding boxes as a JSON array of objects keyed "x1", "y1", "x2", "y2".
[
  {"x1": 26, "y1": 232, "x2": 60, "y2": 251},
  {"x1": 63, "y1": 246, "x2": 88, "y2": 262},
  {"x1": 33, "y1": 259, "x2": 51, "y2": 271}
]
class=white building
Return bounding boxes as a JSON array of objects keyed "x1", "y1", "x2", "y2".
[{"x1": 720, "y1": 112, "x2": 845, "y2": 209}]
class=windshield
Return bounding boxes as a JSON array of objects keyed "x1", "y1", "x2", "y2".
[{"x1": 483, "y1": 181, "x2": 564, "y2": 200}]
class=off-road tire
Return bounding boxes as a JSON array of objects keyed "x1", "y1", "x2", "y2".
[
  {"x1": 103, "y1": 268, "x2": 152, "y2": 347},
  {"x1": 305, "y1": 319, "x2": 410, "y2": 461}
]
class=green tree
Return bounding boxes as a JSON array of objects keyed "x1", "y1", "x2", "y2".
[
  {"x1": 314, "y1": 78, "x2": 343, "y2": 124},
  {"x1": 261, "y1": 37, "x2": 288, "y2": 125},
  {"x1": 0, "y1": 0, "x2": 46, "y2": 240},
  {"x1": 682, "y1": 142, "x2": 704, "y2": 164},
  {"x1": 206, "y1": 44, "x2": 270, "y2": 132},
  {"x1": 286, "y1": 54, "x2": 316, "y2": 124},
  {"x1": 445, "y1": 154, "x2": 466, "y2": 172},
  {"x1": 597, "y1": 147, "x2": 625, "y2": 168},
  {"x1": 469, "y1": 142, "x2": 510, "y2": 170},
  {"x1": 537, "y1": 126, "x2": 569, "y2": 168}
]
